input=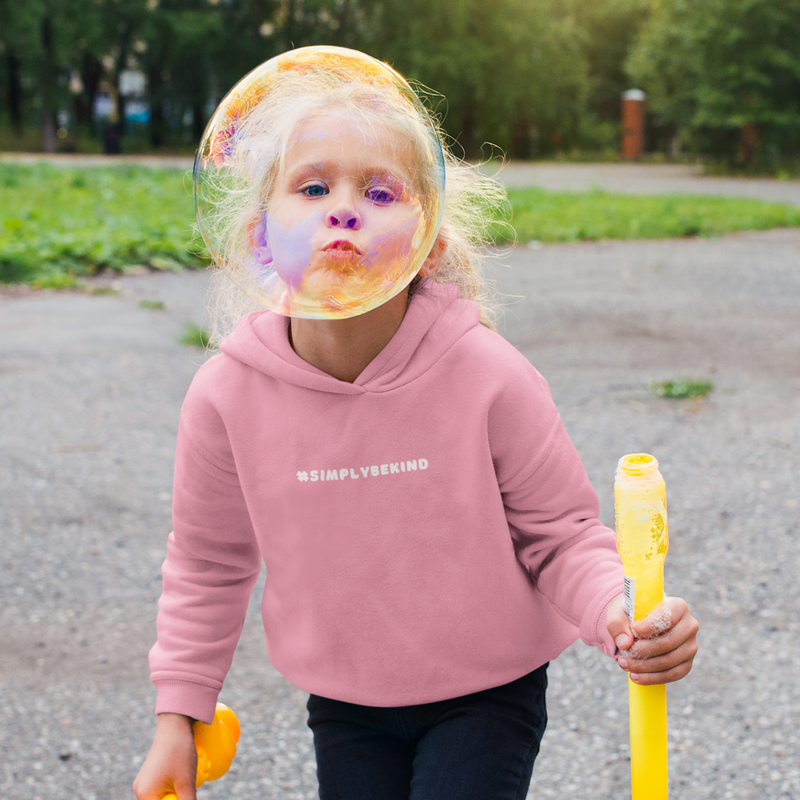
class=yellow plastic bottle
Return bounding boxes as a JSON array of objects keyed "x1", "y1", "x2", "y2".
[
  {"x1": 162, "y1": 702, "x2": 240, "y2": 800},
  {"x1": 614, "y1": 453, "x2": 669, "y2": 800}
]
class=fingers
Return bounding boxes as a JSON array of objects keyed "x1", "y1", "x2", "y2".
[
  {"x1": 132, "y1": 712, "x2": 198, "y2": 800},
  {"x1": 174, "y1": 779, "x2": 198, "y2": 800},
  {"x1": 617, "y1": 596, "x2": 699, "y2": 685},
  {"x1": 630, "y1": 606, "x2": 699, "y2": 659},
  {"x1": 631, "y1": 596, "x2": 688, "y2": 639},
  {"x1": 618, "y1": 637, "x2": 698, "y2": 684},
  {"x1": 605, "y1": 595, "x2": 634, "y2": 650}
]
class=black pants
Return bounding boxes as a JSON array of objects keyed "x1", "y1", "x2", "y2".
[{"x1": 307, "y1": 664, "x2": 548, "y2": 800}]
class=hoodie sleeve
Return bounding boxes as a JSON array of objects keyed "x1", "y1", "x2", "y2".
[
  {"x1": 487, "y1": 354, "x2": 623, "y2": 657},
  {"x1": 148, "y1": 382, "x2": 262, "y2": 724}
]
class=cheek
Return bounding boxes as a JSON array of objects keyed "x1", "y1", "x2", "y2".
[
  {"x1": 265, "y1": 210, "x2": 323, "y2": 285},
  {"x1": 367, "y1": 208, "x2": 421, "y2": 262}
]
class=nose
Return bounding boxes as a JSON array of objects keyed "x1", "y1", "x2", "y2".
[{"x1": 325, "y1": 192, "x2": 361, "y2": 230}]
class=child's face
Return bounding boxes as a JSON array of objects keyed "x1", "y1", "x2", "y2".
[{"x1": 252, "y1": 114, "x2": 425, "y2": 313}]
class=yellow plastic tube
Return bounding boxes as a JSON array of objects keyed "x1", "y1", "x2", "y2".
[
  {"x1": 615, "y1": 453, "x2": 669, "y2": 800},
  {"x1": 162, "y1": 702, "x2": 240, "y2": 800}
]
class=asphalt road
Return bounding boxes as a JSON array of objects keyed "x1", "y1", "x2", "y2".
[{"x1": 1, "y1": 182, "x2": 799, "y2": 797}]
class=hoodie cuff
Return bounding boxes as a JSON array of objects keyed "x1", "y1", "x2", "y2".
[{"x1": 153, "y1": 679, "x2": 220, "y2": 725}]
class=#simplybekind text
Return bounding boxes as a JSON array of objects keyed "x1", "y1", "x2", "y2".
[{"x1": 297, "y1": 459, "x2": 429, "y2": 482}]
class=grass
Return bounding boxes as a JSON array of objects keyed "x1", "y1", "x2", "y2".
[
  {"x1": 495, "y1": 187, "x2": 800, "y2": 244},
  {"x1": 31, "y1": 271, "x2": 81, "y2": 289},
  {"x1": 180, "y1": 323, "x2": 211, "y2": 348},
  {"x1": 2, "y1": 164, "x2": 799, "y2": 285},
  {"x1": 139, "y1": 298, "x2": 166, "y2": 309},
  {"x1": 650, "y1": 379, "x2": 715, "y2": 399},
  {"x1": 0, "y1": 163, "x2": 206, "y2": 284}
]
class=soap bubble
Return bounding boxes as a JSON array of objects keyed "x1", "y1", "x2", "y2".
[{"x1": 194, "y1": 46, "x2": 445, "y2": 319}]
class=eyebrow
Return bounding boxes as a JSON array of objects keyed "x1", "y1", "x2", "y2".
[{"x1": 284, "y1": 161, "x2": 410, "y2": 186}]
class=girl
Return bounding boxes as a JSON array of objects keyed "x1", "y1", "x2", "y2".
[{"x1": 134, "y1": 47, "x2": 698, "y2": 800}]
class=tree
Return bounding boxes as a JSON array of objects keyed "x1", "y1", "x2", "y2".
[
  {"x1": 360, "y1": 0, "x2": 589, "y2": 158},
  {"x1": 0, "y1": 0, "x2": 122, "y2": 150},
  {"x1": 570, "y1": 0, "x2": 651, "y2": 122},
  {"x1": 627, "y1": 0, "x2": 800, "y2": 161}
]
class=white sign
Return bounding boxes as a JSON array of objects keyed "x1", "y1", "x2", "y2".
[{"x1": 119, "y1": 70, "x2": 146, "y2": 97}]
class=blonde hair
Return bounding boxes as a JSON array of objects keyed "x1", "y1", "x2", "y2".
[{"x1": 202, "y1": 69, "x2": 507, "y2": 342}]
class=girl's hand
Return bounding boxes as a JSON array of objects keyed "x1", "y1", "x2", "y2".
[
  {"x1": 606, "y1": 596, "x2": 699, "y2": 685},
  {"x1": 132, "y1": 713, "x2": 198, "y2": 800}
]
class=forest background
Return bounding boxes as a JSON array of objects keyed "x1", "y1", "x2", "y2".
[{"x1": 1, "y1": 0, "x2": 799, "y2": 171}]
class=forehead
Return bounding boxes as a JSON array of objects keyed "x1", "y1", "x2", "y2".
[{"x1": 281, "y1": 114, "x2": 417, "y2": 180}]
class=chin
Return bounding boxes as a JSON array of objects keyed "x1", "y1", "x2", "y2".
[{"x1": 296, "y1": 263, "x2": 377, "y2": 314}]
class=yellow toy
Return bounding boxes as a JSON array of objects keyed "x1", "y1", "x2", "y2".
[
  {"x1": 162, "y1": 703, "x2": 240, "y2": 800},
  {"x1": 614, "y1": 453, "x2": 669, "y2": 800}
]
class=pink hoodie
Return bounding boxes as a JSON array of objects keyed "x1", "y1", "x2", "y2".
[{"x1": 150, "y1": 279, "x2": 623, "y2": 724}]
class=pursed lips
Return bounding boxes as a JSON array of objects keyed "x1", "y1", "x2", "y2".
[{"x1": 322, "y1": 240, "x2": 362, "y2": 260}]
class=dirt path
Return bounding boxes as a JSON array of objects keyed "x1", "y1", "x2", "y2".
[{"x1": 1, "y1": 230, "x2": 799, "y2": 799}]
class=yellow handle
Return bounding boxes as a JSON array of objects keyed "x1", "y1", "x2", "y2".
[
  {"x1": 159, "y1": 703, "x2": 239, "y2": 800},
  {"x1": 615, "y1": 453, "x2": 669, "y2": 800},
  {"x1": 629, "y1": 681, "x2": 667, "y2": 800}
]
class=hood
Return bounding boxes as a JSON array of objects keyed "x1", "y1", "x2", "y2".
[{"x1": 219, "y1": 278, "x2": 480, "y2": 395}]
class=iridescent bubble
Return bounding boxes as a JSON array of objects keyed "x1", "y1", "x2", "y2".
[{"x1": 194, "y1": 46, "x2": 445, "y2": 319}]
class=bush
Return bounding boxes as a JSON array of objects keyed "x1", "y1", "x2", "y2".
[{"x1": 0, "y1": 164, "x2": 207, "y2": 284}]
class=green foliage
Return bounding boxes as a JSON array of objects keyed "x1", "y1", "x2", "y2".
[
  {"x1": 703, "y1": 157, "x2": 800, "y2": 180},
  {"x1": 4, "y1": 0, "x2": 797, "y2": 162},
  {"x1": 0, "y1": 164, "x2": 206, "y2": 284},
  {"x1": 570, "y1": 0, "x2": 652, "y2": 125},
  {"x1": 365, "y1": 0, "x2": 591, "y2": 156},
  {"x1": 180, "y1": 323, "x2": 211, "y2": 349},
  {"x1": 650, "y1": 379, "x2": 714, "y2": 399},
  {"x1": 139, "y1": 299, "x2": 166, "y2": 310},
  {"x1": 31, "y1": 271, "x2": 80, "y2": 289},
  {"x1": 627, "y1": 0, "x2": 800, "y2": 157},
  {"x1": 0, "y1": 0, "x2": 636, "y2": 159},
  {"x1": 496, "y1": 187, "x2": 800, "y2": 243}
]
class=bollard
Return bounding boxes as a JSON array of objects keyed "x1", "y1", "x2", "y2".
[
  {"x1": 621, "y1": 89, "x2": 646, "y2": 160},
  {"x1": 615, "y1": 453, "x2": 669, "y2": 800}
]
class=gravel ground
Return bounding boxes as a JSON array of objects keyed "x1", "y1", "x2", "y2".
[{"x1": 2, "y1": 228, "x2": 799, "y2": 799}]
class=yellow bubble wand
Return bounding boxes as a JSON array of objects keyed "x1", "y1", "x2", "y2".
[
  {"x1": 614, "y1": 453, "x2": 669, "y2": 800},
  {"x1": 162, "y1": 703, "x2": 240, "y2": 800}
]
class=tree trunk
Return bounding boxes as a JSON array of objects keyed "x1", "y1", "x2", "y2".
[
  {"x1": 510, "y1": 116, "x2": 532, "y2": 160},
  {"x1": 149, "y1": 70, "x2": 166, "y2": 148},
  {"x1": 738, "y1": 123, "x2": 759, "y2": 165},
  {"x1": 193, "y1": 103, "x2": 205, "y2": 142},
  {"x1": 460, "y1": 97, "x2": 479, "y2": 160},
  {"x1": 6, "y1": 50, "x2": 24, "y2": 133},
  {"x1": 114, "y1": 24, "x2": 134, "y2": 140},
  {"x1": 42, "y1": 106, "x2": 57, "y2": 152},
  {"x1": 76, "y1": 51, "x2": 103, "y2": 128},
  {"x1": 147, "y1": 34, "x2": 169, "y2": 149},
  {"x1": 41, "y1": 17, "x2": 57, "y2": 153}
]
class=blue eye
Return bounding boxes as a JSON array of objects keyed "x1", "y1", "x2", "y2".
[
  {"x1": 366, "y1": 187, "x2": 396, "y2": 205},
  {"x1": 301, "y1": 183, "x2": 328, "y2": 198}
]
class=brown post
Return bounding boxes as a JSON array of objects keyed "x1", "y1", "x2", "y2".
[{"x1": 621, "y1": 89, "x2": 646, "y2": 160}]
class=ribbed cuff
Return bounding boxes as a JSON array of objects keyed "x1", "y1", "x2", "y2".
[{"x1": 153, "y1": 679, "x2": 220, "y2": 725}]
